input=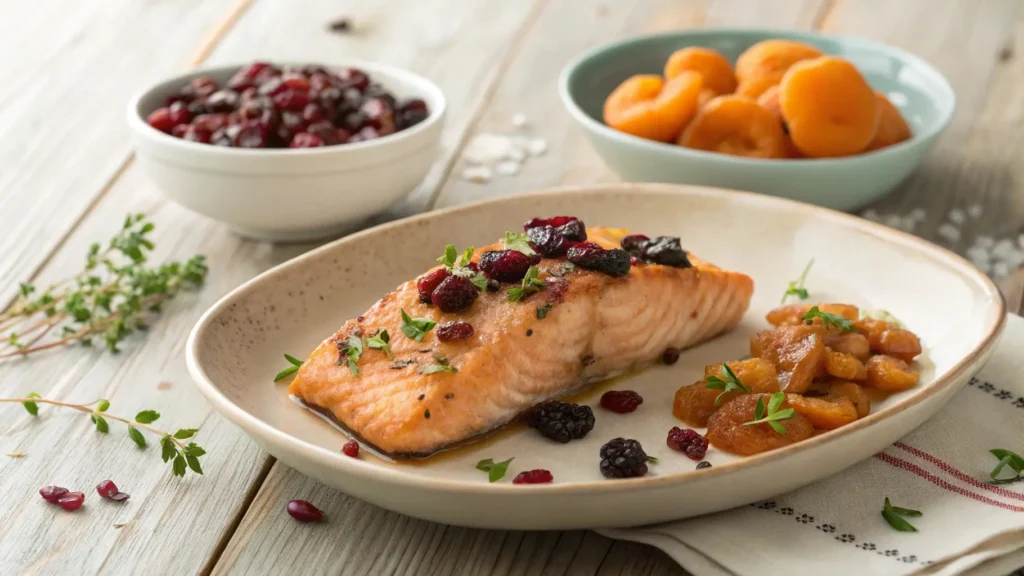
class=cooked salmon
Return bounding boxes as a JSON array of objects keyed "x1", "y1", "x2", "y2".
[{"x1": 289, "y1": 227, "x2": 754, "y2": 457}]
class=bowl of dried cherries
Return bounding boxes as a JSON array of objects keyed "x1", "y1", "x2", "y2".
[{"x1": 127, "y1": 61, "x2": 446, "y2": 241}]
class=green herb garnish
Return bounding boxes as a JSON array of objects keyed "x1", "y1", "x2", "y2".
[
  {"x1": 338, "y1": 334, "x2": 363, "y2": 376},
  {"x1": 469, "y1": 273, "x2": 489, "y2": 290},
  {"x1": 782, "y1": 259, "x2": 814, "y2": 303},
  {"x1": 400, "y1": 309, "x2": 437, "y2": 341},
  {"x1": 366, "y1": 330, "x2": 392, "y2": 359},
  {"x1": 647, "y1": 456, "x2": 659, "y2": 464},
  {"x1": 704, "y1": 363, "x2": 751, "y2": 405},
  {"x1": 743, "y1": 392, "x2": 795, "y2": 434},
  {"x1": 503, "y1": 232, "x2": 536, "y2": 257},
  {"x1": 507, "y1": 266, "x2": 546, "y2": 302},
  {"x1": 803, "y1": 305, "x2": 855, "y2": 332},
  {"x1": 989, "y1": 449, "x2": 1024, "y2": 484},
  {"x1": 419, "y1": 355, "x2": 458, "y2": 375},
  {"x1": 536, "y1": 303, "x2": 553, "y2": 319},
  {"x1": 274, "y1": 353, "x2": 304, "y2": 382},
  {"x1": 881, "y1": 497, "x2": 921, "y2": 532},
  {"x1": 476, "y1": 457, "x2": 514, "y2": 482}
]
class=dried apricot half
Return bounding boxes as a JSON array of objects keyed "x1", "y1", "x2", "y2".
[
  {"x1": 704, "y1": 358, "x2": 779, "y2": 393},
  {"x1": 786, "y1": 393, "x2": 858, "y2": 430},
  {"x1": 735, "y1": 76, "x2": 779, "y2": 100},
  {"x1": 750, "y1": 324, "x2": 826, "y2": 393},
  {"x1": 824, "y1": 348, "x2": 867, "y2": 381},
  {"x1": 827, "y1": 380, "x2": 871, "y2": 418},
  {"x1": 665, "y1": 47, "x2": 738, "y2": 96},
  {"x1": 780, "y1": 56, "x2": 880, "y2": 157},
  {"x1": 678, "y1": 95, "x2": 786, "y2": 158},
  {"x1": 603, "y1": 72, "x2": 703, "y2": 142},
  {"x1": 736, "y1": 39, "x2": 823, "y2": 86},
  {"x1": 706, "y1": 394, "x2": 813, "y2": 455},
  {"x1": 866, "y1": 91, "x2": 912, "y2": 151},
  {"x1": 673, "y1": 381, "x2": 734, "y2": 428},
  {"x1": 865, "y1": 355, "x2": 919, "y2": 391}
]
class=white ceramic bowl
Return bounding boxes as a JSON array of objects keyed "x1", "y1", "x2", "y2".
[{"x1": 127, "y1": 62, "x2": 446, "y2": 242}]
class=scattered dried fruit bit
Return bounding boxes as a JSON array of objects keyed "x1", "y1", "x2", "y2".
[
  {"x1": 664, "y1": 47, "x2": 738, "y2": 96},
  {"x1": 750, "y1": 324, "x2": 826, "y2": 394},
  {"x1": 287, "y1": 499, "x2": 325, "y2": 522},
  {"x1": 566, "y1": 243, "x2": 631, "y2": 277},
  {"x1": 342, "y1": 439, "x2": 359, "y2": 458},
  {"x1": 430, "y1": 275, "x2": 478, "y2": 313},
  {"x1": 706, "y1": 394, "x2": 813, "y2": 456},
  {"x1": 780, "y1": 56, "x2": 880, "y2": 157},
  {"x1": 825, "y1": 331, "x2": 871, "y2": 361},
  {"x1": 662, "y1": 347, "x2": 681, "y2": 365},
  {"x1": 416, "y1": 268, "x2": 450, "y2": 303},
  {"x1": 526, "y1": 401, "x2": 595, "y2": 443},
  {"x1": 600, "y1": 390, "x2": 644, "y2": 413},
  {"x1": 865, "y1": 355, "x2": 919, "y2": 391},
  {"x1": 678, "y1": 96, "x2": 786, "y2": 159},
  {"x1": 735, "y1": 39, "x2": 823, "y2": 87},
  {"x1": 512, "y1": 469, "x2": 554, "y2": 484},
  {"x1": 436, "y1": 321, "x2": 475, "y2": 342},
  {"x1": 96, "y1": 480, "x2": 119, "y2": 499},
  {"x1": 479, "y1": 249, "x2": 533, "y2": 282},
  {"x1": 786, "y1": 393, "x2": 858, "y2": 430},
  {"x1": 666, "y1": 427, "x2": 709, "y2": 460},
  {"x1": 823, "y1": 348, "x2": 867, "y2": 381},
  {"x1": 40, "y1": 485, "x2": 69, "y2": 503},
  {"x1": 599, "y1": 438, "x2": 650, "y2": 478},
  {"x1": 866, "y1": 91, "x2": 912, "y2": 151},
  {"x1": 826, "y1": 380, "x2": 871, "y2": 418},
  {"x1": 58, "y1": 492, "x2": 86, "y2": 511},
  {"x1": 734, "y1": 75, "x2": 779, "y2": 100},
  {"x1": 603, "y1": 72, "x2": 703, "y2": 142}
]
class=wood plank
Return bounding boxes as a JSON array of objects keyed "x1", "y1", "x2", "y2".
[{"x1": 0, "y1": 0, "x2": 246, "y2": 306}]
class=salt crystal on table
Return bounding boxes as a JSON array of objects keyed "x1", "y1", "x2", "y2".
[
  {"x1": 967, "y1": 204, "x2": 983, "y2": 218},
  {"x1": 993, "y1": 261, "x2": 1010, "y2": 277},
  {"x1": 526, "y1": 139, "x2": 548, "y2": 156},
  {"x1": 463, "y1": 133, "x2": 513, "y2": 164},
  {"x1": 462, "y1": 165, "x2": 493, "y2": 184},
  {"x1": 966, "y1": 246, "x2": 990, "y2": 263},
  {"x1": 511, "y1": 113, "x2": 527, "y2": 128},
  {"x1": 948, "y1": 208, "x2": 966, "y2": 224},
  {"x1": 993, "y1": 239, "x2": 1016, "y2": 258},
  {"x1": 494, "y1": 161, "x2": 521, "y2": 176},
  {"x1": 976, "y1": 236, "x2": 995, "y2": 249},
  {"x1": 937, "y1": 223, "x2": 961, "y2": 242},
  {"x1": 884, "y1": 214, "x2": 901, "y2": 228},
  {"x1": 861, "y1": 209, "x2": 879, "y2": 222},
  {"x1": 908, "y1": 208, "x2": 927, "y2": 221}
]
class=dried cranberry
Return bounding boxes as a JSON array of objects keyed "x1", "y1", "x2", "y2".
[
  {"x1": 290, "y1": 133, "x2": 324, "y2": 148},
  {"x1": 211, "y1": 127, "x2": 235, "y2": 146},
  {"x1": 281, "y1": 73, "x2": 311, "y2": 93},
  {"x1": 662, "y1": 347, "x2": 680, "y2": 365},
  {"x1": 306, "y1": 121, "x2": 341, "y2": 145},
  {"x1": 40, "y1": 485, "x2": 69, "y2": 503},
  {"x1": 416, "y1": 268, "x2": 450, "y2": 303},
  {"x1": 555, "y1": 219, "x2": 587, "y2": 242},
  {"x1": 349, "y1": 126, "x2": 381, "y2": 142},
  {"x1": 644, "y1": 237, "x2": 692, "y2": 268},
  {"x1": 302, "y1": 102, "x2": 327, "y2": 124},
  {"x1": 523, "y1": 216, "x2": 577, "y2": 230},
  {"x1": 512, "y1": 469, "x2": 553, "y2": 484},
  {"x1": 182, "y1": 77, "x2": 218, "y2": 101},
  {"x1": 360, "y1": 97, "x2": 396, "y2": 135},
  {"x1": 273, "y1": 89, "x2": 310, "y2": 111},
  {"x1": 339, "y1": 111, "x2": 366, "y2": 132},
  {"x1": 183, "y1": 126, "x2": 211, "y2": 143},
  {"x1": 334, "y1": 68, "x2": 370, "y2": 92},
  {"x1": 258, "y1": 76, "x2": 286, "y2": 96},
  {"x1": 168, "y1": 102, "x2": 191, "y2": 126},
  {"x1": 227, "y1": 62, "x2": 273, "y2": 90},
  {"x1": 620, "y1": 234, "x2": 650, "y2": 257},
  {"x1": 96, "y1": 480, "x2": 129, "y2": 501},
  {"x1": 109, "y1": 492, "x2": 130, "y2": 502},
  {"x1": 171, "y1": 124, "x2": 190, "y2": 138},
  {"x1": 566, "y1": 243, "x2": 631, "y2": 277},
  {"x1": 600, "y1": 390, "x2": 643, "y2": 413},
  {"x1": 342, "y1": 439, "x2": 359, "y2": 458},
  {"x1": 437, "y1": 321, "x2": 474, "y2": 342},
  {"x1": 146, "y1": 108, "x2": 176, "y2": 133},
  {"x1": 204, "y1": 89, "x2": 239, "y2": 113},
  {"x1": 57, "y1": 492, "x2": 85, "y2": 511},
  {"x1": 287, "y1": 499, "x2": 324, "y2": 522},
  {"x1": 395, "y1": 98, "x2": 430, "y2": 130},
  {"x1": 431, "y1": 276, "x2": 478, "y2": 313},
  {"x1": 234, "y1": 121, "x2": 270, "y2": 148},
  {"x1": 526, "y1": 225, "x2": 569, "y2": 257},
  {"x1": 192, "y1": 113, "x2": 230, "y2": 133},
  {"x1": 666, "y1": 427, "x2": 708, "y2": 461},
  {"x1": 479, "y1": 250, "x2": 532, "y2": 282}
]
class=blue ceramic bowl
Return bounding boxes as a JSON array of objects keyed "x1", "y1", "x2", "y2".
[{"x1": 559, "y1": 29, "x2": 955, "y2": 211}]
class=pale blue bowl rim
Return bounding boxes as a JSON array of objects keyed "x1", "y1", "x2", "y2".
[{"x1": 559, "y1": 28, "x2": 956, "y2": 166}]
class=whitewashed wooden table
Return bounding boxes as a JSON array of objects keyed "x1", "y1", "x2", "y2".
[{"x1": 3, "y1": 1, "x2": 1024, "y2": 574}]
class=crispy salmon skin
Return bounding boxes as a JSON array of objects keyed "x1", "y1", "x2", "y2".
[{"x1": 289, "y1": 227, "x2": 753, "y2": 457}]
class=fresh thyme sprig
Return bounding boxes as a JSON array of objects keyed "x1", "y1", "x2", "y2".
[
  {"x1": 781, "y1": 259, "x2": 814, "y2": 303},
  {"x1": 274, "y1": 354, "x2": 304, "y2": 382},
  {"x1": 743, "y1": 392, "x2": 795, "y2": 434},
  {"x1": 507, "y1": 266, "x2": 546, "y2": 302},
  {"x1": 802, "y1": 305, "x2": 855, "y2": 332},
  {"x1": 437, "y1": 244, "x2": 488, "y2": 290},
  {"x1": 704, "y1": 363, "x2": 751, "y2": 405},
  {"x1": 881, "y1": 497, "x2": 921, "y2": 532},
  {"x1": 3, "y1": 395, "x2": 205, "y2": 478},
  {"x1": 0, "y1": 214, "x2": 208, "y2": 360}
]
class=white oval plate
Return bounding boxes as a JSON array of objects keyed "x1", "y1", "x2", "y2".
[{"x1": 187, "y1": 184, "x2": 1005, "y2": 530}]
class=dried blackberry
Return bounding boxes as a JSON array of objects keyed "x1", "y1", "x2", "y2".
[
  {"x1": 599, "y1": 438, "x2": 650, "y2": 479},
  {"x1": 555, "y1": 219, "x2": 587, "y2": 242},
  {"x1": 526, "y1": 401, "x2": 595, "y2": 443},
  {"x1": 666, "y1": 427, "x2": 708, "y2": 460},
  {"x1": 526, "y1": 225, "x2": 569, "y2": 257},
  {"x1": 644, "y1": 236, "x2": 692, "y2": 268},
  {"x1": 430, "y1": 275, "x2": 477, "y2": 312},
  {"x1": 567, "y1": 243, "x2": 631, "y2": 277},
  {"x1": 620, "y1": 234, "x2": 650, "y2": 257},
  {"x1": 479, "y1": 249, "x2": 532, "y2": 282},
  {"x1": 416, "y1": 268, "x2": 450, "y2": 303}
]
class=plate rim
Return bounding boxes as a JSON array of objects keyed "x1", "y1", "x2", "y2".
[{"x1": 186, "y1": 183, "x2": 1006, "y2": 495}]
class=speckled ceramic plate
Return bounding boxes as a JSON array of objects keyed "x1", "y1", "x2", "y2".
[{"x1": 186, "y1": 184, "x2": 1004, "y2": 530}]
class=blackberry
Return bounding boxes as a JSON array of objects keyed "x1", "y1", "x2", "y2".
[
  {"x1": 555, "y1": 219, "x2": 587, "y2": 242},
  {"x1": 620, "y1": 234, "x2": 650, "y2": 257},
  {"x1": 526, "y1": 225, "x2": 569, "y2": 257},
  {"x1": 431, "y1": 275, "x2": 478, "y2": 312},
  {"x1": 599, "y1": 438, "x2": 650, "y2": 479},
  {"x1": 567, "y1": 243, "x2": 631, "y2": 277},
  {"x1": 644, "y1": 236, "x2": 692, "y2": 268},
  {"x1": 526, "y1": 401, "x2": 595, "y2": 443},
  {"x1": 479, "y1": 249, "x2": 532, "y2": 282}
]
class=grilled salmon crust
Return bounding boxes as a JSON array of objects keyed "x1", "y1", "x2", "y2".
[{"x1": 289, "y1": 228, "x2": 753, "y2": 457}]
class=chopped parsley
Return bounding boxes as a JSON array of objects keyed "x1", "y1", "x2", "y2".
[
  {"x1": 781, "y1": 259, "x2": 814, "y2": 303},
  {"x1": 273, "y1": 353, "x2": 304, "y2": 382},
  {"x1": 704, "y1": 363, "x2": 751, "y2": 405},
  {"x1": 419, "y1": 355, "x2": 458, "y2": 375},
  {"x1": 881, "y1": 497, "x2": 921, "y2": 532},
  {"x1": 536, "y1": 303, "x2": 553, "y2": 319},
  {"x1": 803, "y1": 305, "x2": 855, "y2": 331},
  {"x1": 476, "y1": 457, "x2": 514, "y2": 482},
  {"x1": 366, "y1": 329, "x2": 392, "y2": 359},
  {"x1": 503, "y1": 231, "x2": 536, "y2": 256},
  {"x1": 337, "y1": 334, "x2": 363, "y2": 376},
  {"x1": 743, "y1": 392, "x2": 795, "y2": 434},
  {"x1": 507, "y1": 266, "x2": 546, "y2": 302},
  {"x1": 400, "y1": 309, "x2": 437, "y2": 341}
]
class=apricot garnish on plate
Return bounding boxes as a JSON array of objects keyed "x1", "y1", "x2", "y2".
[
  {"x1": 664, "y1": 47, "x2": 738, "y2": 96},
  {"x1": 734, "y1": 76, "x2": 778, "y2": 100},
  {"x1": 735, "y1": 39, "x2": 823, "y2": 86},
  {"x1": 602, "y1": 72, "x2": 703, "y2": 142},
  {"x1": 677, "y1": 95, "x2": 786, "y2": 159},
  {"x1": 786, "y1": 393, "x2": 859, "y2": 430},
  {"x1": 706, "y1": 393, "x2": 813, "y2": 456},
  {"x1": 780, "y1": 56, "x2": 880, "y2": 157},
  {"x1": 865, "y1": 355, "x2": 919, "y2": 391},
  {"x1": 866, "y1": 91, "x2": 912, "y2": 151}
]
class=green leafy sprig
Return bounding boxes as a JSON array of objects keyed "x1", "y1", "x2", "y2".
[
  {"x1": 400, "y1": 309, "x2": 437, "y2": 341},
  {"x1": 881, "y1": 497, "x2": 921, "y2": 532},
  {"x1": 989, "y1": 449, "x2": 1024, "y2": 484},
  {"x1": 5, "y1": 395, "x2": 205, "y2": 478},
  {"x1": 274, "y1": 354, "x2": 304, "y2": 382},
  {"x1": 503, "y1": 232, "x2": 536, "y2": 257},
  {"x1": 476, "y1": 457, "x2": 514, "y2": 482},
  {"x1": 803, "y1": 305, "x2": 855, "y2": 332},
  {"x1": 781, "y1": 259, "x2": 814, "y2": 303},
  {"x1": 743, "y1": 392, "x2": 795, "y2": 434},
  {"x1": 437, "y1": 244, "x2": 488, "y2": 290},
  {"x1": 337, "y1": 335, "x2": 363, "y2": 376},
  {"x1": 704, "y1": 363, "x2": 751, "y2": 405},
  {"x1": 419, "y1": 355, "x2": 458, "y2": 375},
  {"x1": 366, "y1": 329, "x2": 392, "y2": 359},
  {"x1": 0, "y1": 214, "x2": 208, "y2": 360},
  {"x1": 507, "y1": 266, "x2": 546, "y2": 302}
]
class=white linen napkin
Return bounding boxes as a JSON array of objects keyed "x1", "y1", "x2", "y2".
[{"x1": 600, "y1": 314, "x2": 1024, "y2": 576}]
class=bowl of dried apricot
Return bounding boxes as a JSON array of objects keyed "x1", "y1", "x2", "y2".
[{"x1": 559, "y1": 29, "x2": 954, "y2": 210}]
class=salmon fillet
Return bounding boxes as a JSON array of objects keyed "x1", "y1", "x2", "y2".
[{"x1": 289, "y1": 227, "x2": 753, "y2": 457}]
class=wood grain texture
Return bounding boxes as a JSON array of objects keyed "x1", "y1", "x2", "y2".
[{"x1": 0, "y1": 0, "x2": 244, "y2": 307}]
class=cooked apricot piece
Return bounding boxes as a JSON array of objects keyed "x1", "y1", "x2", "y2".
[
  {"x1": 786, "y1": 393, "x2": 858, "y2": 430},
  {"x1": 866, "y1": 91, "x2": 912, "y2": 151},
  {"x1": 703, "y1": 358, "x2": 780, "y2": 393},
  {"x1": 697, "y1": 88, "x2": 717, "y2": 108},
  {"x1": 678, "y1": 96, "x2": 786, "y2": 158},
  {"x1": 665, "y1": 47, "x2": 738, "y2": 96},
  {"x1": 735, "y1": 76, "x2": 778, "y2": 100},
  {"x1": 865, "y1": 355, "x2": 919, "y2": 391},
  {"x1": 735, "y1": 39, "x2": 823, "y2": 86},
  {"x1": 825, "y1": 331, "x2": 871, "y2": 361},
  {"x1": 757, "y1": 85, "x2": 782, "y2": 120},
  {"x1": 780, "y1": 57, "x2": 880, "y2": 157},
  {"x1": 750, "y1": 324, "x2": 826, "y2": 393},
  {"x1": 603, "y1": 72, "x2": 703, "y2": 142},
  {"x1": 854, "y1": 317, "x2": 889, "y2": 348},
  {"x1": 878, "y1": 328, "x2": 922, "y2": 362},
  {"x1": 673, "y1": 381, "x2": 736, "y2": 427},
  {"x1": 824, "y1": 348, "x2": 867, "y2": 380},
  {"x1": 706, "y1": 394, "x2": 813, "y2": 455},
  {"x1": 827, "y1": 380, "x2": 871, "y2": 418}
]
